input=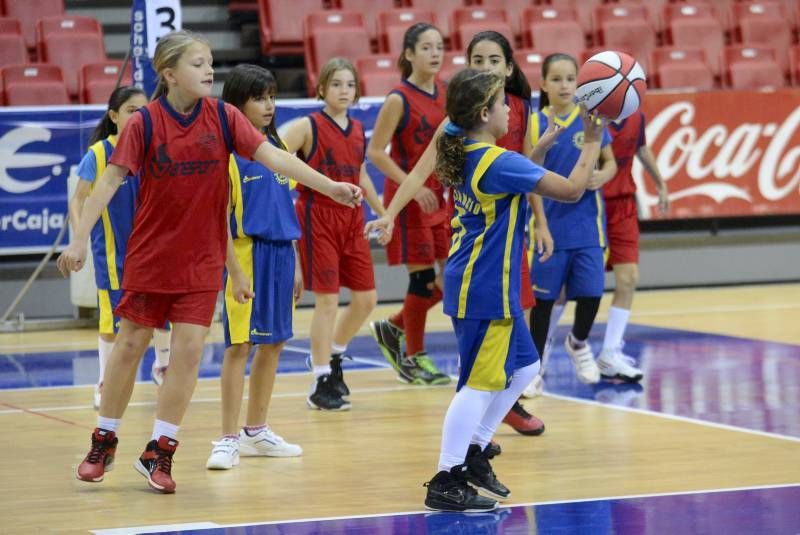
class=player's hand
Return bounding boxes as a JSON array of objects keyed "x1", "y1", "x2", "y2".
[
  {"x1": 293, "y1": 264, "x2": 304, "y2": 302},
  {"x1": 657, "y1": 183, "x2": 670, "y2": 214},
  {"x1": 534, "y1": 223, "x2": 554, "y2": 263},
  {"x1": 580, "y1": 105, "x2": 606, "y2": 144},
  {"x1": 537, "y1": 107, "x2": 565, "y2": 152},
  {"x1": 231, "y1": 272, "x2": 255, "y2": 304},
  {"x1": 329, "y1": 182, "x2": 363, "y2": 207},
  {"x1": 364, "y1": 215, "x2": 394, "y2": 246},
  {"x1": 56, "y1": 242, "x2": 87, "y2": 277},
  {"x1": 587, "y1": 172, "x2": 605, "y2": 191},
  {"x1": 414, "y1": 186, "x2": 439, "y2": 214}
]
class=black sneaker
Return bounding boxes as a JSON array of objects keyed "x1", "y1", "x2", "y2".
[
  {"x1": 369, "y1": 319, "x2": 405, "y2": 372},
  {"x1": 307, "y1": 373, "x2": 351, "y2": 411},
  {"x1": 424, "y1": 464, "x2": 498, "y2": 512},
  {"x1": 329, "y1": 353, "x2": 351, "y2": 398},
  {"x1": 485, "y1": 440, "x2": 502, "y2": 457},
  {"x1": 465, "y1": 444, "x2": 511, "y2": 501}
]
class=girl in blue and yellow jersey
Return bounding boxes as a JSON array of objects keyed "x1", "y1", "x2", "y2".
[
  {"x1": 526, "y1": 54, "x2": 618, "y2": 392},
  {"x1": 206, "y1": 64, "x2": 303, "y2": 470},
  {"x1": 70, "y1": 86, "x2": 171, "y2": 410},
  {"x1": 369, "y1": 69, "x2": 603, "y2": 511}
]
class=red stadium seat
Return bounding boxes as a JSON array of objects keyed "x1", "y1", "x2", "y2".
[
  {"x1": 438, "y1": 52, "x2": 467, "y2": 81},
  {"x1": 0, "y1": 17, "x2": 23, "y2": 34},
  {"x1": 651, "y1": 46, "x2": 715, "y2": 89},
  {"x1": 609, "y1": 0, "x2": 664, "y2": 32},
  {"x1": 35, "y1": 15, "x2": 102, "y2": 59},
  {"x1": 3, "y1": 0, "x2": 63, "y2": 49},
  {"x1": 594, "y1": 4, "x2": 656, "y2": 73},
  {"x1": 0, "y1": 19, "x2": 26, "y2": 69},
  {"x1": 79, "y1": 61, "x2": 133, "y2": 104},
  {"x1": 791, "y1": 45, "x2": 800, "y2": 85},
  {"x1": 356, "y1": 54, "x2": 400, "y2": 96},
  {"x1": 378, "y1": 8, "x2": 437, "y2": 55},
  {"x1": 39, "y1": 30, "x2": 106, "y2": 98},
  {"x1": 513, "y1": 48, "x2": 545, "y2": 88},
  {"x1": 406, "y1": 0, "x2": 467, "y2": 40},
  {"x1": 522, "y1": 6, "x2": 585, "y2": 60},
  {"x1": 451, "y1": 7, "x2": 514, "y2": 51},
  {"x1": 733, "y1": 1, "x2": 793, "y2": 74},
  {"x1": 546, "y1": 0, "x2": 603, "y2": 35},
  {"x1": 698, "y1": 0, "x2": 735, "y2": 32},
  {"x1": 664, "y1": 3, "x2": 726, "y2": 76},
  {"x1": 258, "y1": 0, "x2": 326, "y2": 55},
  {"x1": 474, "y1": 0, "x2": 537, "y2": 38},
  {"x1": 724, "y1": 45, "x2": 785, "y2": 88},
  {"x1": 337, "y1": 0, "x2": 397, "y2": 42},
  {"x1": 1, "y1": 63, "x2": 69, "y2": 105},
  {"x1": 303, "y1": 10, "x2": 371, "y2": 95}
]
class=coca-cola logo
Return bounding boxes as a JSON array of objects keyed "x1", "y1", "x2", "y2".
[{"x1": 634, "y1": 100, "x2": 800, "y2": 218}]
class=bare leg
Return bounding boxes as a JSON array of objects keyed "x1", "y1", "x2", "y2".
[
  {"x1": 332, "y1": 290, "x2": 377, "y2": 347},
  {"x1": 310, "y1": 293, "x2": 339, "y2": 367},
  {"x1": 155, "y1": 322, "x2": 208, "y2": 425},
  {"x1": 98, "y1": 318, "x2": 153, "y2": 419},
  {"x1": 245, "y1": 343, "x2": 283, "y2": 426},
  {"x1": 220, "y1": 343, "x2": 251, "y2": 436}
]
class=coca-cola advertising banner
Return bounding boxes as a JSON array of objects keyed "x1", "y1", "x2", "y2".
[{"x1": 637, "y1": 89, "x2": 800, "y2": 219}]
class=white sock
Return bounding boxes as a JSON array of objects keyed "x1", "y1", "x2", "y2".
[
  {"x1": 437, "y1": 387, "x2": 496, "y2": 472},
  {"x1": 471, "y1": 361, "x2": 540, "y2": 447},
  {"x1": 331, "y1": 343, "x2": 347, "y2": 356},
  {"x1": 313, "y1": 364, "x2": 331, "y2": 378},
  {"x1": 603, "y1": 306, "x2": 631, "y2": 352},
  {"x1": 151, "y1": 419, "x2": 179, "y2": 441},
  {"x1": 97, "y1": 336, "x2": 114, "y2": 385},
  {"x1": 152, "y1": 328, "x2": 171, "y2": 368},
  {"x1": 97, "y1": 416, "x2": 120, "y2": 433},
  {"x1": 548, "y1": 303, "x2": 565, "y2": 340}
]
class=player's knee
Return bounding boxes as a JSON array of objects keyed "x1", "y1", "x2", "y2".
[
  {"x1": 616, "y1": 266, "x2": 639, "y2": 291},
  {"x1": 408, "y1": 268, "x2": 436, "y2": 298},
  {"x1": 353, "y1": 290, "x2": 378, "y2": 311}
]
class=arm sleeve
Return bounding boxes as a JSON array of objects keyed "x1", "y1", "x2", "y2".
[
  {"x1": 480, "y1": 152, "x2": 546, "y2": 195},
  {"x1": 75, "y1": 150, "x2": 98, "y2": 183},
  {"x1": 225, "y1": 103, "x2": 267, "y2": 159},
  {"x1": 108, "y1": 112, "x2": 144, "y2": 175}
]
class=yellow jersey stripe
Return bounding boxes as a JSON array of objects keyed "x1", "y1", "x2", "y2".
[
  {"x1": 228, "y1": 154, "x2": 245, "y2": 239},
  {"x1": 530, "y1": 112, "x2": 540, "y2": 146},
  {"x1": 594, "y1": 190, "x2": 606, "y2": 248},
  {"x1": 501, "y1": 195, "x2": 520, "y2": 318},
  {"x1": 90, "y1": 140, "x2": 120, "y2": 290},
  {"x1": 97, "y1": 289, "x2": 114, "y2": 334},
  {"x1": 225, "y1": 236, "x2": 255, "y2": 344},
  {"x1": 457, "y1": 146, "x2": 506, "y2": 317},
  {"x1": 466, "y1": 318, "x2": 513, "y2": 390}
]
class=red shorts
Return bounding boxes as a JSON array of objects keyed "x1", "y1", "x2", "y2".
[
  {"x1": 296, "y1": 201, "x2": 375, "y2": 294},
  {"x1": 520, "y1": 248, "x2": 535, "y2": 310},
  {"x1": 115, "y1": 290, "x2": 218, "y2": 328},
  {"x1": 386, "y1": 217, "x2": 450, "y2": 266},
  {"x1": 605, "y1": 195, "x2": 640, "y2": 269}
]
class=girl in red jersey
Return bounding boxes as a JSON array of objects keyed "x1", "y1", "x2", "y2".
[
  {"x1": 367, "y1": 23, "x2": 451, "y2": 386},
  {"x1": 59, "y1": 30, "x2": 361, "y2": 494},
  {"x1": 283, "y1": 58, "x2": 385, "y2": 411}
]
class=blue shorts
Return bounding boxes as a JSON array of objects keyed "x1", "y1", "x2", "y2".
[
  {"x1": 531, "y1": 247, "x2": 606, "y2": 300},
  {"x1": 223, "y1": 238, "x2": 294, "y2": 347},
  {"x1": 451, "y1": 314, "x2": 538, "y2": 392}
]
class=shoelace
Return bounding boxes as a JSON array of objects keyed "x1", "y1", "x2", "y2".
[
  {"x1": 155, "y1": 449, "x2": 174, "y2": 473},
  {"x1": 213, "y1": 439, "x2": 238, "y2": 454},
  {"x1": 513, "y1": 402, "x2": 533, "y2": 419},
  {"x1": 86, "y1": 441, "x2": 106, "y2": 464},
  {"x1": 414, "y1": 354, "x2": 442, "y2": 376},
  {"x1": 261, "y1": 428, "x2": 284, "y2": 444}
]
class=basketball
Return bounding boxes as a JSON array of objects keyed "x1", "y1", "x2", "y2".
[{"x1": 575, "y1": 51, "x2": 647, "y2": 122}]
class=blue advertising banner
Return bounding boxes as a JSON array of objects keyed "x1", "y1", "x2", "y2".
[{"x1": 130, "y1": 0, "x2": 182, "y2": 97}]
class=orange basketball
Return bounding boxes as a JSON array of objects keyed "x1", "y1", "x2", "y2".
[{"x1": 575, "y1": 51, "x2": 647, "y2": 121}]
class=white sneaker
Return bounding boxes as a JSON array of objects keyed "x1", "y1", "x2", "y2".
[
  {"x1": 597, "y1": 346, "x2": 643, "y2": 383},
  {"x1": 521, "y1": 374, "x2": 545, "y2": 398},
  {"x1": 93, "y1": 383, "x2": 102, "y2": 411},
  {"x1": 540, "y1": 336, "x2": 554, "y2": 377},
  {"x1": 564, "y1": 334, "x2": 600, "y2": 384},
  {"x1": 151, "y1": 364, "x2": 167, "y2": 387},
  {"x1": 206, "y1": 437, "x2": 240, "y2": 470},
  {"x1": 239, "y1": 427, "x2": 303, "y2": 457}
]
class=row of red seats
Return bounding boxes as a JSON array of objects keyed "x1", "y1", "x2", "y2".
[
  {"x1": 0, "y1": 14, "x2": 108, "y2": 98},
  {"x1": 355, "y1": 44, "x2": 800, "y2": 96},
  {"x1": 0, "y1": 0, "x2": 64, "y2": 49},
  {"x1": 1, "y1": 61, "x2": 131, "y2": 106}
]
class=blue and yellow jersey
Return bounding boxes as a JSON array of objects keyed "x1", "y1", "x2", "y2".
[
  {"x1": 444, "y1": 142, "x2": 546, "y2": 320},
  {"x1": 229, "y1": 133, "x2": 301, "y2": 242},
  {"x1": 531, "y1": 107, "x2": 612, "y2": 250},
  {"x1": 75, "y1": 136, "x2": 139, "y2": 290}
]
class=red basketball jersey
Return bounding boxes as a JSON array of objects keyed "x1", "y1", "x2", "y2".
[
  {"x1": 384, "y1": 79, "x2": 447, "y2": 228},
  {"x1": 110, "y1": 96, "x2": 264, "y2": 293},
  {"x1": 496, "y1": 93, "x2": 531, "y2": 153},
  {"x1": 604, "y1": 111, "x2": 646, "y2": 199},
  {"x1": 298, "y1": 110, "x2": 365, "y2": 209}
]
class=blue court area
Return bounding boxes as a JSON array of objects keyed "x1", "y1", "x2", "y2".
[{"x1": 2, "y1": 324, "x2": 800, "y2": 534}]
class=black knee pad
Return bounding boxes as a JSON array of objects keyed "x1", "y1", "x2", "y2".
[{"x1": 408, "y1": 268, "x2": 436, "y2": 298}]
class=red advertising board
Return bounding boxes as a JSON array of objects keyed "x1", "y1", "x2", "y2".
[{"x1": 636, "y1": 89, "x2": 800, "y2": 219}]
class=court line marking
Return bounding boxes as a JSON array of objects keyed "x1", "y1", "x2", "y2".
[{"x1": 90, "y1": 481, "x2": 800, "y2": 533}]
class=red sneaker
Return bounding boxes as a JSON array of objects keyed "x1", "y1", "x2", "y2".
[
  {"x1": 502, "y1": 401, "x2": 545, "y2": 436},
  {"x1": 76, "y1": 428, "x2": 118, "y2": 482},
  {"x1": 134, "y1": 435, "x2": 178, "y2": 493}
]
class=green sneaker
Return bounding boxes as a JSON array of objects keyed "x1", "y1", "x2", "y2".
[{"x1": 408, "y1": 352, "x2": 451, "y2": 385}]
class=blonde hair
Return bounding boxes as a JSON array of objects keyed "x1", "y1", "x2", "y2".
[
  {"x1": 316, "y1": 57, "x2": 361, "y2": 103},
  {"x1": 150, "y1": 30, "x2": 211, "y2": 100}
]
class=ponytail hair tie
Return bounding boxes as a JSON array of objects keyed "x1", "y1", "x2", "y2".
[{"x1": 444, "y1": 122, "x2": 465, "y2": 137}]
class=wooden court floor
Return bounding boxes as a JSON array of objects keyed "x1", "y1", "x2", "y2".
[{"x1": 0, "y1": 283, "x2": 799, "y2": 533}]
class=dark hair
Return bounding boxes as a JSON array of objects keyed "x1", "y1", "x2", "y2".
[
  {"x1": 397, "y1": 22, "x2": 441, "y2": 79},
  {"x1": 466, "y1": 31, "x2": 531, "y2": 99},
  {"x1": 538, "y1": 53, "x2": 578, "y2": 109},
  {"x1": 89, "y1": 85, "x2": 147, "y2": 145},
  {"x1": 222, "y1": 63, "x2": 280, "y2": 140},
  {"x1": 435, "y1": 69, "x2": 505, "y2": 187}
]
